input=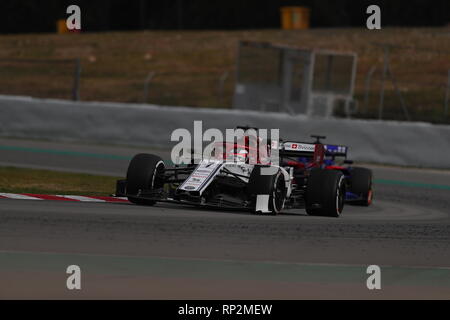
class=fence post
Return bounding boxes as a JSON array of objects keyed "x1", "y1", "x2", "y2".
[
  {"x1": 143, "y1": 71, "x2": 156, "y2": 103},
  {"x1": 363, "y1": 65, "x2": 377, "y2": 115},
  {"x1": 72, "y1": 58, "x2": 81, "y2": 101},
  {"x1": 388, "y1": 68, "x2": 411, "y2": 121},
  {"x1": 378, "y1": 45, "x2": 390, "y2": 120},
  {"x1": 445, "y1": 69, "x2": 450, "y2": 117},
  {"x1": 218, "y1": 71, "x2": 229, "y2": 107}
]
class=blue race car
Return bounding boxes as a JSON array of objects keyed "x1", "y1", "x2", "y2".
[{"x1": 293, "y1": 136, "x2": 373, "y2": 207}]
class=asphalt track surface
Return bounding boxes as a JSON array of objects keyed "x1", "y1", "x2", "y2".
[{"x1": 0, "y1": 138, "x2": 449, "y2": 299}]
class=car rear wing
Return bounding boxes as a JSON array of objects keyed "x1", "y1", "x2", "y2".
[
  {"x1": 279, "y1": 142, "x2": 317, "y2": 158},
  {"x1": 324, "y1": 144, "x2": 348, "y2": 158},
  {"x1": 279, "y1": 141, "x2": 347, "y2": 158}
]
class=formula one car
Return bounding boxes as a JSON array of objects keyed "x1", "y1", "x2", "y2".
[
  {"x1": 291, "y1": 136, "x2": 374, "y2": 207},
  {"x1": 116, "y1": 129, "x2": 358, "y2": 217}
]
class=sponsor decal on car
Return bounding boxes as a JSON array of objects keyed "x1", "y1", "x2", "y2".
[
  {"x1": 178, "y1": 159, "x2": 222, "y2": 192},
  {"x1": 324, "y1": 144, "x2": 348, "y2": 154},
  {"x1": 283, "y1": 142, "x2": 316, "y2": 152}
]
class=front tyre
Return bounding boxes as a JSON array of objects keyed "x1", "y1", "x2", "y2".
[
  {"x1": 269, "y1": 170, "x2": 287, "y2": 215},
  {"x1": 126, "y1": 153, "x2": 165, "y2": 206}
]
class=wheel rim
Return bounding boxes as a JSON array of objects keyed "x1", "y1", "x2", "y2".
[
  {"x1": 336, "y1": 176, "x2": 345, "y2": 215},
  {"x1": 367, "y1": 189, "x2": 373, "y2": 205},
  {"x1": 273, "y1": 173, "x2": 286, "y2": 213},
  {"x1": 151, "y1": 161, "x2": 165, "y2": 189}
]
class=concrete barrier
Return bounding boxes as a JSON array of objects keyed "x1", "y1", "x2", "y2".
[{"x1": 1, "y1": 95, "x2": 450, "y2": 168}]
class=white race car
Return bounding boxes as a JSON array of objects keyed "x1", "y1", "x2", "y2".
[{"x1": 116, "y1": 129, "x2": 346, "y2": 217}]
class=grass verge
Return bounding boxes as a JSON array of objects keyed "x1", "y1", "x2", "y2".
[{"x1": 0, "y1": 166, "x2": 120, "y2": 196}]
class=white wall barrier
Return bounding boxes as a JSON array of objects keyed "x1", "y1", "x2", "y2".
[{"x1": 1, "y1": 95, "x2": 450, "y2": 168}]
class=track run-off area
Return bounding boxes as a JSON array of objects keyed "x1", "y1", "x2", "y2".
[{"x1": 0, "y1": 138, "x2": 449, "y2": 299}]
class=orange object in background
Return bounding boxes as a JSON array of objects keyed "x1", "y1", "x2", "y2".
[
  {"x1": 280, "y1": 7, "x2": 310, "y2": 30},
  {"x1": 56, "y1": 19, "x2": 80, "y2": 34},
  {"x1": 57, "y1": 19, "x2": 69, "y2": 34}
]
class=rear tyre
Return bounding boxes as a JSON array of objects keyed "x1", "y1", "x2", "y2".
[
  {"x1": 306, "y1": 169, "x2": 345, "y2": 217},
  {"x1": 349, "y1": 167, "x2": 373, "y2": 206},
  {"x1": 126, "y1": 153, "x2": 165, "y2": 206}
]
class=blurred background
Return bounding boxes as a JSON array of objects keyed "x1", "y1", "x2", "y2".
[{"x1": 0, "y1": 0, "x2": 449, "y2": 123}]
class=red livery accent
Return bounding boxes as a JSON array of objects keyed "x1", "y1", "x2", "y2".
[
  {"x1": 325, "y1": 165, "x2": 345, "y2": 170},
  {"x1": 286, "y1": 161, "x2": 305, "y2": 169}
]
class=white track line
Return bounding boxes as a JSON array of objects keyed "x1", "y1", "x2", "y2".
[
  {"x1": 0, "y1": 193, "x2": 128, "y2": 202},
  {"x1": 56, "y1": 195, "x2": 106, "y2": 202},
  {"x1": 0, "y1": 193, "x2": 43, "y2": 200}
]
